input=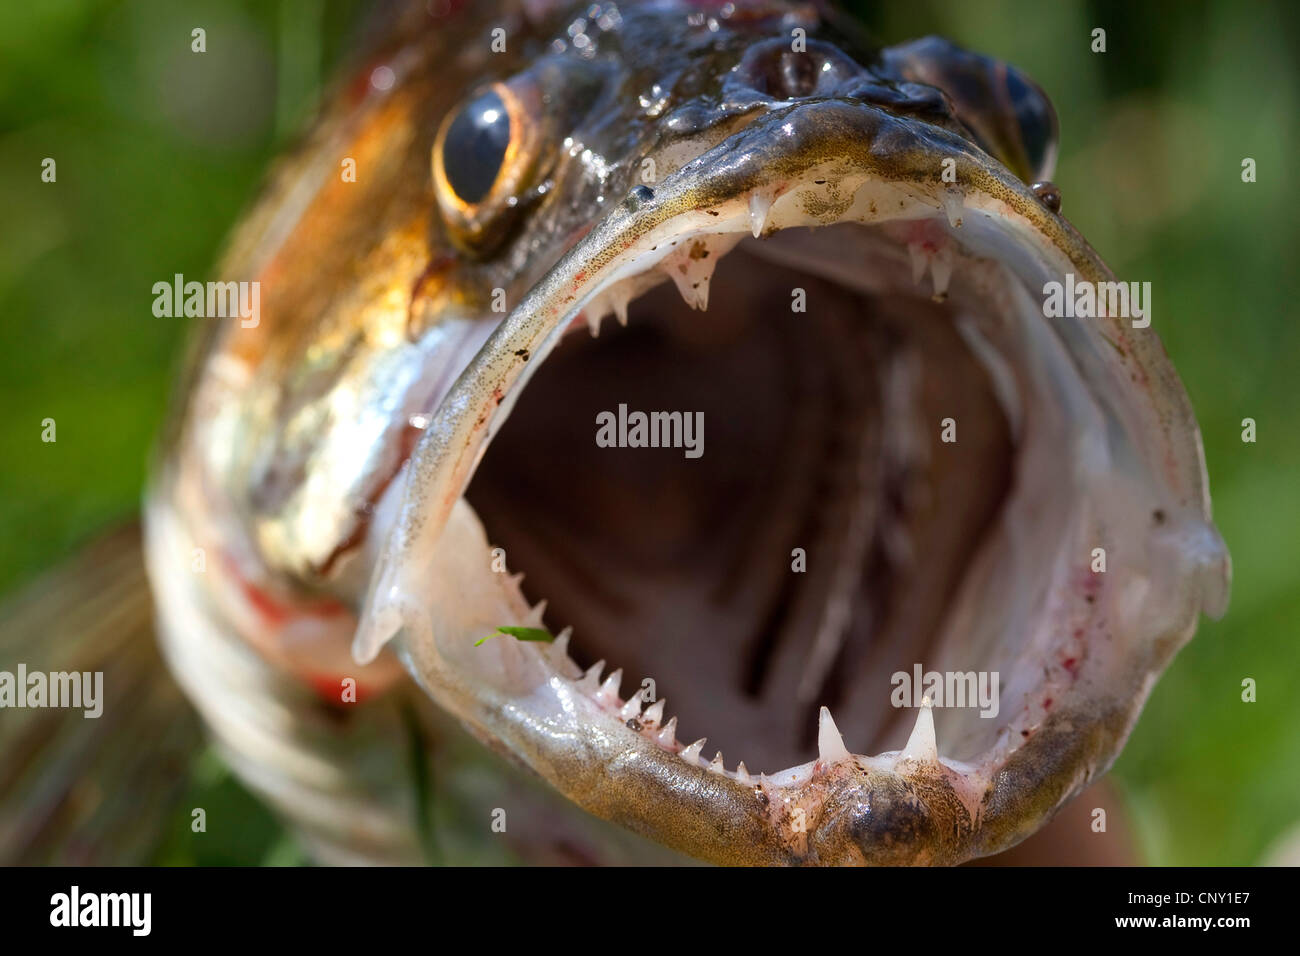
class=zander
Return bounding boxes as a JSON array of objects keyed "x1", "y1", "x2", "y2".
[{"x1": 144, "y1": 0, "x2": 1229, "y2": 865}]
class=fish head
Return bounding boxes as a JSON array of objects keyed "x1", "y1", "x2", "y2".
[{"x1": 157, "y1": 0, "x2": 1231, "y2": 865}]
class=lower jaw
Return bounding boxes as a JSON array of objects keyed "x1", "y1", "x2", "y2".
[{"x1": 372, "y1": 213, "x2": 1227, "y2": 864}]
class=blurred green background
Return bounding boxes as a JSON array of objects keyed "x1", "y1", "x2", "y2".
[{"x1": 1, "y1": 0, "x2": 1296, "y2": 865}]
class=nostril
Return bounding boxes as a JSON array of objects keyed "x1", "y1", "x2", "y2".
[{"x1": 734, "y1": 38, "x2": 864, "y2": 100}]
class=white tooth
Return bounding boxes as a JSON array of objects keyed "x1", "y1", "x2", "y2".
[
  {"x1": 930, "y1": 246, "x2": 953, "y2": 299},
  {"x1": 524, "y1": 599, "x2": 547, "y2": 627},
  {"x1": 506, "y1": 571, "x2": 525, "y2": 589},
  {"x1": 612, "y1": 290, "x2": 630, "y2": 326},
  {"x1": 667, "y1": 269, "x2": 698, "y2": 310},
  {"x1": 943, "y1": 189, "x2": 964, "y2": 229},
  {"x1": 748, "y1": 192, "x2": 771, "y2": 238},
  {"x1": 901, "y1": 695, "x2": 938, "y2": 763},
  {"x1": 708, "y1": 752, "x2": 726, "y2": 774},
  {"x1": 550, "y1": 626, "x2": 572, "y2": 659},
  {"x1": 656, "y1": 716, "x2": 678, "y2": 748},
  {"x1": 643, "y1": 699, "x2": 665, "y2": 727},
  {"x1": 735, "y1": 762, "x2": 752, "y2": 785},
  {"x1": 908, "y1": 241, "x2": 928, "y2": 286},
  {"x1": 664, "y1": 248, "x2": 717, "y2": 312},
  {"x1": 620, "y1": 695, "x2": 643, "y2": 720},
  {"x1": 586, "y1": 308, "x2": 603, "y2": 337},
  {"x1": 817, "y1": 705, "x2": 851, "y2": 763},
  {"x1": 681, "y1": 738, "x2": 707, "y2": 764},
  {"x1": 579, "y1": 660, "x2": 605, "y2": 692},
  {"x1": 598, "y1": 668, "x2": 623, "y2": 705}
]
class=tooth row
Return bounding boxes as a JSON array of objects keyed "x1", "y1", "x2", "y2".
[{"x1": 569, "y1": 655, "x2": 946, "y2": 785}]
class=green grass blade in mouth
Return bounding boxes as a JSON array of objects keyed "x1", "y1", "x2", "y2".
[{"x1": 474, "y1": 625, "x2": 556, "y2": 647}]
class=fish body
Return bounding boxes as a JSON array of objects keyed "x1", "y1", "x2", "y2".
[{"x1": 144, "y1": 0, "x2": 1229, "y2": 865}]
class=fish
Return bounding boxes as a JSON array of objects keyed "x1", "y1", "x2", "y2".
[{"x1": 134, "y1": 0, "x2": 1230, "y2": 865}]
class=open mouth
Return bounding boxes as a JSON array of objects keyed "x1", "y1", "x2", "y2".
[
  {"x1": 466, "y1": 223, "x2": 1020, "y2": 775},
  {"x1": 354, "y1": 103, "x2": 1230, "y2": 864}
]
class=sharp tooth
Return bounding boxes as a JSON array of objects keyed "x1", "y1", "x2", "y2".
[
  {"x1": 908, "y1": 241, "x2": 928, "y2": 285},
  {"x1": 524, "y1": 599, "x2": 547, "y2": 627},
  {"x1": 619, "y1": 695, "x2": 643, "y2": 720},
  {"x1": 708, "y1": 751, "x2": 726, "y2": 774},
  {"x1": 667, "y1": 269, "x2": 698, "y2": 310},
  {"x1": 550, "y1": 626, "x2": 572, "y2": 660},
  {"x1": 943, "y1": 189, "x2": 964, "y2": 229},
  {"x1": 735, "y1": 761, "x2": 752, "y2": 785},
  {"x1": 643, "y1": 699, "x2": 665, "y2": 727},
  {"x1": 585, "y1": 308, "x2": 603, "y2": 337},
  {"x1": 901, "y1": 695, "x2": 938, "y2": 763},
  {"x1": 663, "y1": 247, "x2": 717, "y2": 311},
  {"x1": 578, "y1": 659, "x2": 605, "y2": 692},
  {"x1": 930, "y1": 246, "x2": 953, "y2": 299},
  {"x1": 680, "y1": 738, "x2": 707, "y2": 764},
  {"x1": 612, "y1": 290, "x2": 630, "y2": 326},
  {"x1": 597, "y1": 668, "x2": 623, "y2": 705},
  {"x1": 656, "y1": 716, "x2": 678, "y2": 748},
  {"x1": 748, "y1": 192, "x2": 772, "y2": 238},
  {"x1": 817, "y1": 706, "x2": 852, "y2": 763}
]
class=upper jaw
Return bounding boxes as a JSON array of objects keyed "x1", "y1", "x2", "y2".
[{"x1": 352, "y1": 99, "x2": 1230, "y2": 864}]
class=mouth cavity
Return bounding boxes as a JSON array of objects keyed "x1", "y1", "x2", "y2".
[{"x1": 359, "y1": 164, "x2": 1229, "y2": 864}]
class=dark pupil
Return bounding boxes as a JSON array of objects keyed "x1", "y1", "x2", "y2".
[{"x1": 443, "y1": 90, "x2": 511, "y2": 205}]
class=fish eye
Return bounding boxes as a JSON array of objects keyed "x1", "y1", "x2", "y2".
[
  {"x1": 433, "y1": 81, "x2": 541, "y2": 254},
  {"x1": 440, "y1": 88, "x2": 512, "y2": 205},
  {"x1": 882, "y1": 37, "x2": 1060, "y2": 184}
]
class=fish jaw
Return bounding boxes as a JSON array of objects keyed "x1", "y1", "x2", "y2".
[{"x1": 348, "y1": 97, "x2": 1229, "y2": 865}]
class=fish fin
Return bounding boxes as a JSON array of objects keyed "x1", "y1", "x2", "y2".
[{"x1": 0, "y1": 523, "x2": 203, "y2": 864}]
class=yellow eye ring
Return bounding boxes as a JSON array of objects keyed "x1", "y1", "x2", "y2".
[{"x1": 433, "y1": 81, "x2": 540, "y2": 253}]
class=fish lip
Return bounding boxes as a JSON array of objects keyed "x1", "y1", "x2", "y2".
[{"x1": 357, "y1": 97, "x2": 1231, "y2": 864}]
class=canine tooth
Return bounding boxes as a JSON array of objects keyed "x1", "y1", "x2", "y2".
[
  {"x1": 930, "y1": 246, "x2": 953, "y2": 298},
  {"x1": 612, "y1": 290, "x2": 630, "y2": 326},
  {"x1": 550, "y1": 626, "x2": 572, "y2": 659},
  {"x1": 585, "y1": 308, "x2": 604, "y2": 337},
  {"x1": 708, "y1": 752, "x2": 725, "y2": 774},
  {"x1": 643, "y1": 699, "x2": 665, "y2": 727},
  {"x1": 943, "y1": 189, "x2": 964, "y2": 228},
  {"x1": 620, "y1": 695, "x2": 643, "y2": 720},
  {"x1": 598, "y1": 668, "x2": 623, "y2": 704},
  {"x1": 908, "y1": 241, "x2": 928, "y2": 285},
  {"x1": 748, "y1": 192, "x2": 771, "y2": 237},
  {"x1": 735, "y1": 761, "x2": 752, "y2": 785},
  {"x1": 667, "y1": 270, "x2": 699, "y2": 310},
  {"x1": 579, "y1": 660, "x2": 605, "y2": 692},
  {"x1": 817, "y1": 706, "x2": 852, "y2": 763},
  {"x1": 681, "y1": 738, "x2": 707, "y2": 764},
  {"x1": 664, "y1": 247, "x2": 717, "y2": 312},
  {"x1": 656, "y1": 716, "x2": 678, "y2": 748},
  {"x1": 901, "y1": 695, "x2": 938, "y2": 763}
]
